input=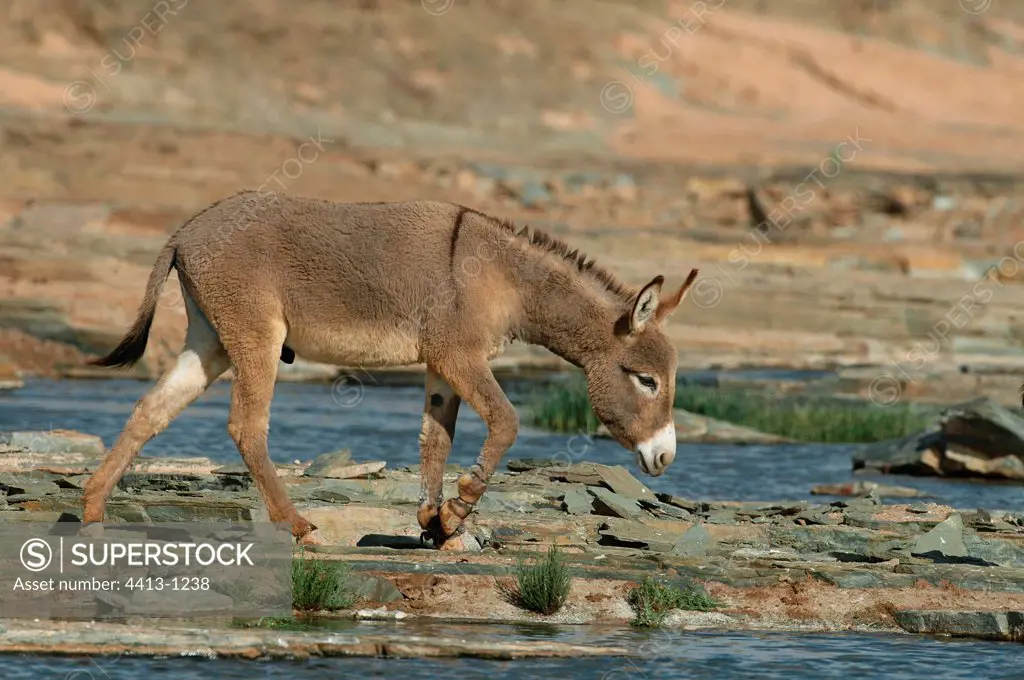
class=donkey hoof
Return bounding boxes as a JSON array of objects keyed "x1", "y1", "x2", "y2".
[
  {"x1": 437, "y1": 530, "x2": 481, "y2": 553},
  {"x1": 438, "y1": 499, "x2": 472, "y2": 537},
  {"x1": 297, "y1": 529, "x2": 328, "y2": 547}
]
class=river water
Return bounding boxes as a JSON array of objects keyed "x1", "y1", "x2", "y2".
[
  {"x1": 2, "y1": 378, "x2": 1024, "y2": 677},
  {"x1": 1, "y1": 378, "x2": 1021, "y2": 511},
  {"x1": 8, "y1": 626, "x2": 1024, "y2": 679}
]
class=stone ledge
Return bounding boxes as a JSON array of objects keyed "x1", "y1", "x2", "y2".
[
  {"x1": 0, "y1": 620, "x2": 631, "y2": 660},
  {"x1": 893, "y1": 610, "x2": 1024, "y2": 641}
]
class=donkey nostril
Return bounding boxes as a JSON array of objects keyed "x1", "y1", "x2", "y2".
[{"x1": 656, "y1": 452, "x2": 670, "y2": 469}]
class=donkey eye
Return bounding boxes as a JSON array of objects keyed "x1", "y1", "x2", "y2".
[{"x1": 636, "y1": 374, "x2": 657, "y2": 391}]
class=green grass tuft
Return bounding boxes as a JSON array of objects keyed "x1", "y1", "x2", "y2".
[
  {"x1": 627, "y1": 577, "x2": 718, "y2": 628},
  {"x1": 291, "y1": 550, "x2": 357, "y2": 612},
  {"x1": 529, "y1": 376, "x2": 601, "y2": 434},
  {"x1": 529, "y1": 375, "x2": 932, "y2": 444},
  {"x1": 673, "y1": 384, "x2": 932, "y2": 443},
  {"x1": 497, "y1": 544, "x2": 573, "y2": 615}
]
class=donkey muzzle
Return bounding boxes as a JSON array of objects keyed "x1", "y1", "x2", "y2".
[{"x1": 635, "y1": 423, "x2": 676, "y2": 477}]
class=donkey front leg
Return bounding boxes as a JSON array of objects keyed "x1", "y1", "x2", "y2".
[
  {"x1": 416, "y1": 369, "x2": 462, "y2": 544},
  {"x1": 435, "y1": 359, "x2": 518, "y2": 545}
]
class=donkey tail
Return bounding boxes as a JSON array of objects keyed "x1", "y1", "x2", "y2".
[{"x1": 90, "y1": 242, "x2": 177, "y2": 368}]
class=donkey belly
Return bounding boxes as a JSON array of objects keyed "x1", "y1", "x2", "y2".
[{"x1": 284, "y1": 323, "x2": 421, "y2": 367}]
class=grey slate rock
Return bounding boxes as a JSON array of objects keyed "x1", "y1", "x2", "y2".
[
  {"x1": 347, "y1": 574, "x2": 404, "y2": 604},
  {"x1": 506, "y1": 458, "x2": 560, "y2": 472},
  {"x1": 588, "y1": 487, "x2": 643, "y2": 520},
  {"x1": 673, "y1": 522, "x2": 713, "y2": 558},
  {"x1": 560, "y1": 488, "x2": 594, "y2": 515},
  {"x1": 912, "y1": 513, "x2": 967, "y2": 558},
  {"x1": 304, "y1": 449, "x2": 354, "y2": 477},
  {"x1": 894, "y1": 610, "x2": 1024, "y2": 641},
  {"x1": 638, "y1": 498, "x2": 691, "y2": 520}
]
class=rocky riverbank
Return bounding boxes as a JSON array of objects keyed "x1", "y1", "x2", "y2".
[{"x1": 0, "y1": 430, "x2": 1022, "y2": 653}]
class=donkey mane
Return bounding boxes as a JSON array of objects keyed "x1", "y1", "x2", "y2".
[{"x1": 458, "y1": 205, "x2": 635, "y2": 302}]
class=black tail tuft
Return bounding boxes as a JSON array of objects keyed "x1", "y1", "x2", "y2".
[
  {"x1": 88, "y1": 243, "x2": 176, "y2": 369},
  {"x1": 89, "y1": 316, "x2": 155, "y2": 368}
]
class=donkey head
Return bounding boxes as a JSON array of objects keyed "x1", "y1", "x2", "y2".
[{"x1": 586, "y1": 269, "x2": 699, "y2": 477}]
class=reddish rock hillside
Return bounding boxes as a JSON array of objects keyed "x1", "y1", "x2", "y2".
[{"x1": 2, "y1": 0, "x2": 1024, "y2": 404}]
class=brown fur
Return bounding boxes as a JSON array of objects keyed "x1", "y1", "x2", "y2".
[{"x1": 84, "y1": 191, "x2": 698, "y2": 546}]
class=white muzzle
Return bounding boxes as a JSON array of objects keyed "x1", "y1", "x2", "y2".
[{"x1": 635, "y1": 423, "x2": 677, "y2": 477}]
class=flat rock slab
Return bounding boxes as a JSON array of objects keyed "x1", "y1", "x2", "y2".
[
  {"x1": 300, "y1": 505, "x2": 422, "y2": 546},
  {"x1": 593, "y1": 465, "x2": 654, "y2": 501},
  {"x1": 561, "y1": 487, "x2": 594, "y2": 515},
  {"x1": 0, "y1": 454, "x2": 306, "y2": 478},
  {"x1": 894, "y1": 610, "x2": 1024, "y2": 641},
  {"x1": 306, "y1": 461, "x2": 387, "y2": 480},
  {"x1": 347, "y1": 573, "x2": 405, "y2": 603},
  {"x1": 547, "y1": 463, "x2": 654, "y2": 501},
  {"x1": 810, "y1": 480, "x2": 931, "y2": 499},
  {"x1": 597, "y1": 516, "x2": 688, "y2": 552},
  {"x1": 0, "y1": 430, "x2": 105, "y2": 455},
  {"x1": 506, "y1": 458, "x2": 561, "y2": 472},
  {"x1": 0, "y1": 620, "x2": 632, "y2": 660},
  {"x1": 588, "y1": 487, "x2": 643, "y2": 520},
  {"x1": 303, "y1": 449, "x2": 353, "y2": 476},
  {"x1": 912, "y1": 513, "x2": 968, "y2": 558},
  {"x1": 675, "y1": 523, "x2": 714, "y2": 557}
]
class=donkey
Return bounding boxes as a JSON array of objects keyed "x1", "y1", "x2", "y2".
[{"x1": 84, "y1": 190, "x2": 698, "y2": 549}]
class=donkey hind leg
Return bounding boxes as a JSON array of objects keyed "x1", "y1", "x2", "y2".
[
  {"x1": 82, "y1": 291, "x2": 230, "y2": 523},
  {"x1": 434, "y1": 358, "x2": 518, "y2": 549},
  {"x1": 416, "y1": 369, "x2": 462, "y2": 544},
  {"x1": 225, "y1": 331, "x2": 320, "y2": 543}
]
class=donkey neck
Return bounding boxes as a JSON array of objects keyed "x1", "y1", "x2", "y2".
[{"x1": 512, "y1": 257, "x2": 623, "y2": 371}]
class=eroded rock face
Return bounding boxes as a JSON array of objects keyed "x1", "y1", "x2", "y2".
[
  {"x1": 893, "y1": 610, "x2": 1024, "y2": 642},
  {"x1": 853, "y1": 398, "x2": 1024, "y2": 482}
]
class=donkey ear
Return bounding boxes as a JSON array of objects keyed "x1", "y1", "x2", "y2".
[
  {"x1": 629, "y1": 275, "x2": 664, "y2": 334},
  {"x1": 655, "y1": 268, "x2": 699, "y2": 323}
]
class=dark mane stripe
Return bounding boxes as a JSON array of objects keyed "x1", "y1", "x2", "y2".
[
  {"x1": 519, "y1": 225, "x2": 634, "y2": 301},
  {"x1": 460, "y1": 205, "x2": 634, "y2": 301}
]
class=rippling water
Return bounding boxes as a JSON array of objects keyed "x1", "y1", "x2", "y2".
[
  {"x1": 1, "y1": 378, "x2": 1021, "y2": 511},
  {"x1": 8, "y1": 627, "x2": 1024, "y2": 679},
  {"x1": 4, "y1": 380, "x2": 1024, "y2": 676}
]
